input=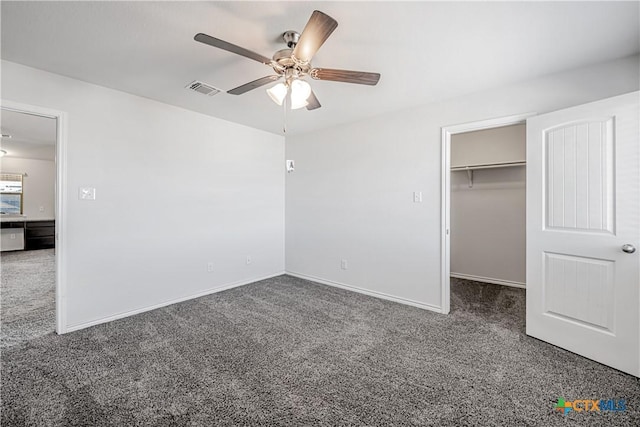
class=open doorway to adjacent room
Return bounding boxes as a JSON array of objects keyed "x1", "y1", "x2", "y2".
[{"x1": 1, "y1": 106, "x2": 61, "y2": 345}]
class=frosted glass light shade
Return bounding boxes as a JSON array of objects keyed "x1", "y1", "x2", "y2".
[
  {"x1": 290, "y1": 98, "x2": 308, "y2": 109},
  {"x1": 290, "y1": 79, "x2": 311, "y2": 110},
  {"x1": 266, "y1": 83, "x2": 288, "y2": 106}
]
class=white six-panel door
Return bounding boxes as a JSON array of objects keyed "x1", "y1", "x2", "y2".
[{"x1": 526, "y1": 92, "x2": 639, "y2": 376}]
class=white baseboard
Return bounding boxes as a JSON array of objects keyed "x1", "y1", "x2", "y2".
[
  {"x1": 286, "y1": 271, "x2": 443, "y2": 314},
  {"x1": 65, "y1": 271, "x2": 286, "y2": 333},
  {"x1": 450, "y1": 272, "x2": 526, "y2": 289}
]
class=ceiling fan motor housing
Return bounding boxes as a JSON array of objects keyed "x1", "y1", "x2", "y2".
[
  {"x1": 273, "y1": 49, "x2": 295, "y2": 67},
  {"x1": 272, "y1": 36, "x2": 311, "y2": 76}
]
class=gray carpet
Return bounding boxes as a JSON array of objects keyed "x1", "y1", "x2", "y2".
[
  {"x1": 1, "y1": 275, "x2": 638, "y2": 426},
  {"x1": 1, "y1": 249, "x2": 55, "y2": 348}
]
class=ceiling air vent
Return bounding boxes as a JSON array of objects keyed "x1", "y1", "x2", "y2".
[{"x1": 186, "y1": 80, "x2": 221, "y2": 96}]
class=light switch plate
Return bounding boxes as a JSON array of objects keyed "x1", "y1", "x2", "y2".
[
  {"x1": 79, "y1": 187, "x2": 96, "y2": 200},
  {"x1": 413, "y1": 191, "x2": 422, "y2": 203}
]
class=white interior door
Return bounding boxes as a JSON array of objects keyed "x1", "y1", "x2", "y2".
[{"x1": 526, "y1": 91, "x2": 639, "y2": 376}]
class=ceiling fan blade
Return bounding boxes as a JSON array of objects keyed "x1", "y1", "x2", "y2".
[
  {"x1": 306, "y1": 90, "x2": 321, "y2": 110},
  {"x1": 292, "y1": 11, "x2": 338, "y2": 64},
  {"x1": 227, "y1": 75, "x2": 282, "y2": 95},
  {"x1": 194, "y1": 33, "x2": 272, "y2": 65},
  {"x1": 310, "y1": 68, "x2": 380, "y2": 86}
]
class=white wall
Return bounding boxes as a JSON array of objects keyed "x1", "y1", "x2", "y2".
[
  {"x1": 0, "y1": 157, "x2": 55, "y2": 220},
  {"x1": 450, "y1": 124, "x2": 526, "y2": 168},
  {"x1": 2, "y1": 54, "x2": 637, "y2": 328},
  {"x1": 2, "y1": 60, "x2": 285, "y2": 330},
  {"x1": 285, "y1": 55, "x2": 640, "y2": 311}
]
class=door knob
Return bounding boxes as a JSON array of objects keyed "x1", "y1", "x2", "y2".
[{"x1": 622, "y1": 244, "x2": 636, "y2": 254}]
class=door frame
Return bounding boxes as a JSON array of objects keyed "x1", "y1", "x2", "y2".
[
  {"x1": 440, "y1": 112, "x2": 535, "y2": 314},
  {"x1": 1, "y1": 100, "x2": 69, "y2": 334}
]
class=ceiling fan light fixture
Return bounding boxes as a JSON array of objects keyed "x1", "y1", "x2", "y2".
[
  {"x1": 290, "y1": 97, "x2": 308, "y2": 110},
  {"x1": 290, "y1": 79, "x2": 311, "y2": 110},
  {"x1": 195, "y1": 10, "x2": 380, "y2": 114},
  {"x1": 267, "y1": 82, "x2": 288, "y2": 106}
]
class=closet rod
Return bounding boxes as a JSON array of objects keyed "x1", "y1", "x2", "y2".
[{"x1": 451, "y1": 161, "x2": 526, "y2": 188}]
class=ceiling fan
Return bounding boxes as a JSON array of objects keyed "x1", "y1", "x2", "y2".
[{"x1": 194, "y1": 10, "x2": 380, "y2": 111}]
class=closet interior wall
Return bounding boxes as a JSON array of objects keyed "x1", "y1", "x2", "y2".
[{"x1": 450, "y1": 124, "x2": 526, "y2": 287}]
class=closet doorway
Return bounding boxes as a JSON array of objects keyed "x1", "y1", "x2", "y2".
[
  {"x1": 440, "y1": 113, "x2": 534, "y2": 314},
  {"x1": 441, "y1": 95, "x2": 639, "y2": 375}
]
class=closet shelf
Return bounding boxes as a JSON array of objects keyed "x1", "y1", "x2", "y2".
[
  {"x1": 450, "y1": 161, "x2": 526, "y2": 172},
  {"x1": 451, "y1": 161, "x2": 526, "y2": 188}
]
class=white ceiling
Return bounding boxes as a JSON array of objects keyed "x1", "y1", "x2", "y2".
[
  {"x1": 1, "y1": 1, "x2": 638, "y2": 136},
  {"x1": 0, "y1": 110, "x2": 56, "y2": 161}
]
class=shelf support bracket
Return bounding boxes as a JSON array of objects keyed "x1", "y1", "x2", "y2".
[{"x1": 466, "y1": 168, "x2": 473, "y2": 188}]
